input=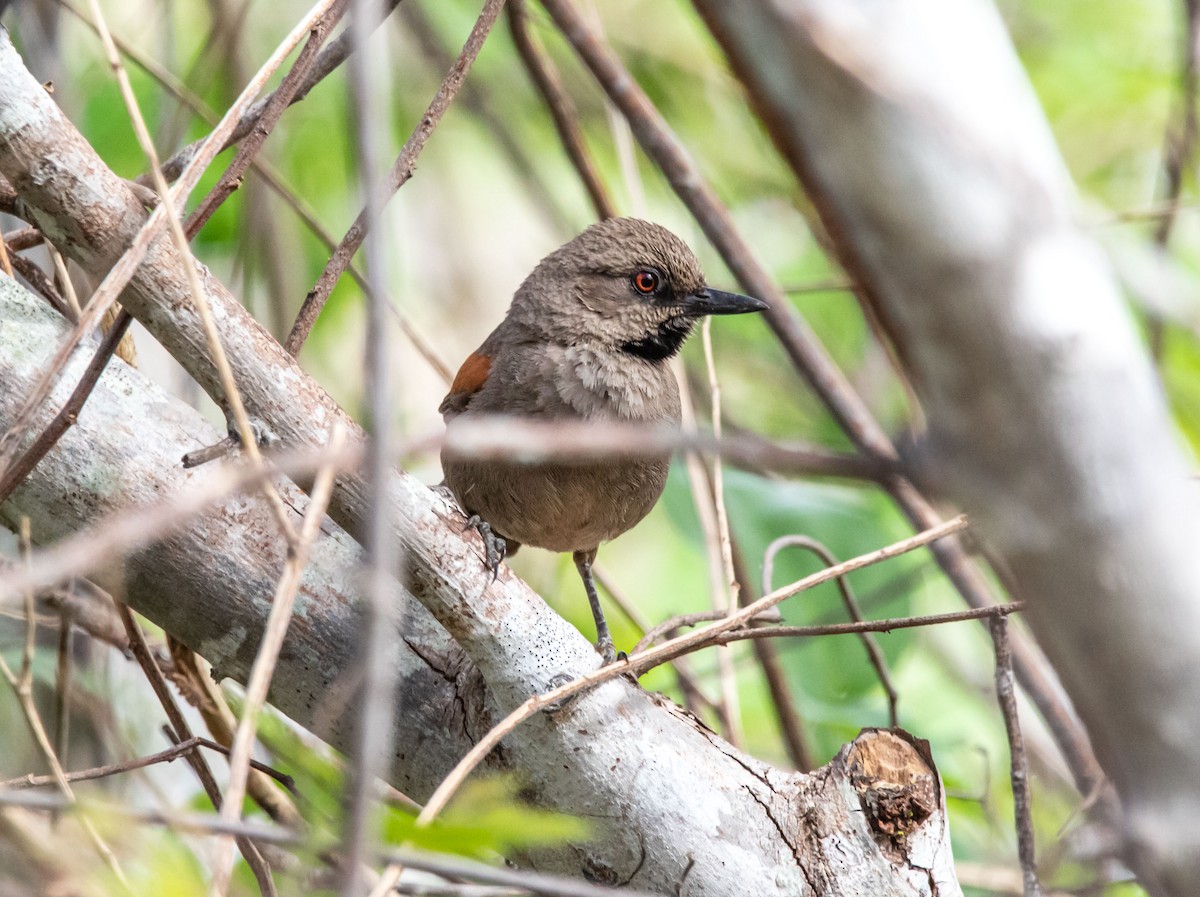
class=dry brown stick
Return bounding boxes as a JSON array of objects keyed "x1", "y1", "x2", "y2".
[
  {"x1": 677, "y1": 356, "x2": 739, "y2": 742},
  {"x1": 508, "y1": 0, "x2": 615, "y2": 220},
  {"x1": 762, "y1": 535, "x2": 899, "y2": 728},
  {"x1": 167, "y1": 642, "x2": 302, "y2": 826},
  {"x1": 729, "y1": 535, "x2": 814, "y2": 771},
  {"x1": 633, "y1": 608, "x2": 779, "y2": 654},
  {"x1": 3, "y1": 226, "x2": 42, "y2": 252},
  {"x1": 56, "y1": 0, "x2": 348, "y2": 268},
  {"x1": 60, "y1": 0, "x2": 451, "y2": 383},
  {"x1": 115, "y1": 602, "x2": 276, "y2": 897},
  {"x1": 53, "y1": 602, "x2": 72, "y2": 786},
  {"x1": 689, "y1": 321, "x2": 742, "y2": 742},
  {"x1": 0, "y1": 735, "x2": 290, "y2": 792},
  {"x1": 402, "y1": 1, "x2": 576, "y2": 236},
  {"x1": 698, "y1": 601, "x2": 1021, "y2": 647},
  {"x1": 990, "y1": 615, "x2": 1044, "y2": 897},
  {"x1": 0, "y1": 309, "x2": 132, "y2": 505},
  {"x1": 634, "y1": 603, "x2": 1022, "y2": 652},
  {"x1": 2, "y1": 736, "x2": 205, "y2": 790},
  {"x1": 5, "y1": 250, "x2": 72, "y2": 320},
  {"x1": 185, "y1": 0, "x2": 350, "y2": 239},
  {"x1": 416, "y1": 515, "x2": 968, "y2": 825},
  {"x1": 284, "y1": 0, "x2": 508, "y2": 356},
  {"x1": 210, "y1": 424, "x2": 343, "y2": 896},
  {"x1": 0, "y1": 225, "x2": 12, "y2": 276},
  {"x1": 0, "y1": 521, "x2": 132, "y2": 891},
  {"x1": 46, "y1": 243, "x2": 82, "y2": 320},
  {"x1": 538, "y1": 0, "x2": 1107, "y2": 809}
]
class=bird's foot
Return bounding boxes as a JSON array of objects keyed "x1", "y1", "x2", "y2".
[
  {"x1": 463, "y1": 515, "x2": 506, "y2": 581},
  {"x1": 596, "y1": 636, "x2": 618, "y2": 665}
]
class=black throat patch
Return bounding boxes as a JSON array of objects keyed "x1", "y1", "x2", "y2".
[{"x1": 620, "y1": 316, "x2": 695, "y2": 362}]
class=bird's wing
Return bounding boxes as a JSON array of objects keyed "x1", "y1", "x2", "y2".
[{"x1": 439, "y1": 350, "x2": 492, "y2": 419}]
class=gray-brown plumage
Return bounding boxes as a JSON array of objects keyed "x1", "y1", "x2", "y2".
[{"x1": 440, "y1": 218, "x2": 766, "y2": 660}]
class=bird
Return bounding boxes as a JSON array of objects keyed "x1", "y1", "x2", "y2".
[{"x1": 439, "y1": 217, "x2": 767, "y2": 661}]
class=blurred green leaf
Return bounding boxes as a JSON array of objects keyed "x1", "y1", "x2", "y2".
[{"x1": 381, "y1": 776, "x2": 589, "y2": 859}]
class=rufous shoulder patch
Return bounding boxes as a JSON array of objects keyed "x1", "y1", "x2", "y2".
[{"x1": 439, "y1": 350, "x2": 492, "y2": 416}]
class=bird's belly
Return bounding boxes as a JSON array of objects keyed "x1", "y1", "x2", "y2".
[{"x1": 442, "y1": 455, "x2": 670, "y2": 553}]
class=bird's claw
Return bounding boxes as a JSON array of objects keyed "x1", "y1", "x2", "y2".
[
  {"x1": 596, "y1": 636, "x2": 618, "y2": 665},
  {"x1": 463, "y1": 515, "x2": 506, "y2": 581}
]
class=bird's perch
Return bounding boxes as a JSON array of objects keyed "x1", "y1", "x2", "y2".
[{"x1": 0, "y1": 30, "x2": 961, "y2": 894}]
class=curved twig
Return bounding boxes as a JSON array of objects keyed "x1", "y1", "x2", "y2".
[{"x1": 762, "y1": 534, "x2": 899, "y2": 727}]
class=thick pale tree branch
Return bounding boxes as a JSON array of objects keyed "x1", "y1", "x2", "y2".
[
  {"x1": 0, "y1": 32, "x2": 963, "y2": 895},
  {"x1": 690, "y1": 1, "x2": 1200, "y2": 894}
]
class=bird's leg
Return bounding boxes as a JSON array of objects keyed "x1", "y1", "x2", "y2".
[
  {"x1": 464, "y1": 515, "x2": 506, "y2": 581},
  {"x1": 573, "y1": 548, "x2": 616, "y2": 663}
]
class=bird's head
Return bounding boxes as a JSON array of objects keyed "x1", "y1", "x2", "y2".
[{"x1": 509, "y1": 218, "x2": 768, "y2": 361}]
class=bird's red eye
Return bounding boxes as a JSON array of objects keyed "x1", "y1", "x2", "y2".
[{"x1": 632, "y1": 270, "x2": 660, "y2": 295}]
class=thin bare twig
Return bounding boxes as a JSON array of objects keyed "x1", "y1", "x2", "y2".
[
  {"x1": 210, "y1": 425, "x2": 344, "y2": 896},
  {"x1": 341, "y1": 0, "x2": 405, "y2": 890},
  {"x1": 700, "y1": 318, "x2": 742, "y2": 739},
  {"x1": 763, "y1": 535, "x2": 899, "y2": 727},
  {"x1": 694, "y1": 601, "x2": 1021, "y2": 647},
  {"x1": 53, "y1": 601, "x2": 72, "y2": 786},
  {"x1": 5, "y1": 250, "x2": 73, "y2": 320},
  {"x1": 115, "y1": 603, "x2": 276, "y2": 897},
  {"x1": 0, "y1": 520, "x2": 132, "y2": 892},
  {"x1": 154, "y1": 0, "x2": 405, "y2": 184},
  {"x1": 185, "y1": 0, "x2": 350, "y2": 239},
  {"x1": 402, "y1": 1, "x2": 575, "y2": 236},
  {"x1": 285, "y1": 0, "x2": 509, "y2": 355},
  {"x1": 508, "y1": 0, "x2": 615, "y2": 219},
  {"x1": 0, "y1": 735, "x2": 291, "y2": 791},
  {"x1": 45, "y1": 242, "x2": 82, "y2": 320},
  {"x1": 633, "y1": 608, "x2": 780, "y2": 655},
  {"x1": 990, "y1": 616, "x2": 1044, "y2": 897},
  {"x1": 0, "y1": 309, "x2": 132, "y2": 505},
  {"x1": 166, "y1": 642, "x2": 303, "y2": 825},
  {"x1": 728, "y1": 536, "x2": 814, "y2": 771},
  {"x1": 416, "y1": 516, "x2": 968, "y2": 825},
  {"x1": 677, "y1": 357, "x2": 739, "y2": 742}
]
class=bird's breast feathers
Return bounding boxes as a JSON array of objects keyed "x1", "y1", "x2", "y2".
[{"x1": 548, "y1": 345, "x2": 680, "y2": 421}]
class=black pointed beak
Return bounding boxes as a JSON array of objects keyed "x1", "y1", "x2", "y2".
[{"x1": 679, "y1": 287, "x2": 769, "y2": 317}]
